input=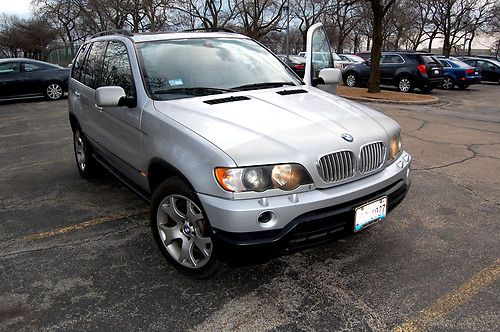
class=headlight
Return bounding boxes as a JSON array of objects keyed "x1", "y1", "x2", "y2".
[
  {"x1": 388, "y1": 132, "x2": 403, "y2": 160},
  {"x1": 215, "y1": 164, "x2": 312, "y2": 192}
]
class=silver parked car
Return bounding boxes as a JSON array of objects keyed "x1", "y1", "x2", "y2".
[{"x1": 68, "y1": 24, "x2": 411, "y2": 278}]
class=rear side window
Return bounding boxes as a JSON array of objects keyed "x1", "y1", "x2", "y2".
[
  {"x1": 101, "y1": 41, "x2": 135, "y2": 97},
  {"x1": 420, "y1": 55, "x2": 439, "y2": 65},
  {"x1": 81, "y1": 41, "x2": 107, "y2": 89},
  {"x1": 0, "y1": 62, "x2": 20, "y2": 74},
  {"x1": 72, "y1": 43, "x2": 89, "y2": 82},
  {"x1": 381, "y1": 55, "x2": 404, "y2": 64},
  {"x1": 439, "y1": 60, "x2": 451, "y2": 68}
]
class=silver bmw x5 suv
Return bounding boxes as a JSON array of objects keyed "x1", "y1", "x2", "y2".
[{"x1": 68, "y1": 24, "x2": 411, "y2": 278}]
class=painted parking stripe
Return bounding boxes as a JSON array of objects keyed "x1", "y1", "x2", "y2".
[
  {"x1": 23, "y1": 209, "x2": 148, "y2": 241},
  {"x1": 393, "y1": 258, "x2": 500, "y2": 332}
]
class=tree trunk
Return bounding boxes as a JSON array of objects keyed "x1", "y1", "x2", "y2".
[{"x1": 368, "y1": 0, "x2": 383, "y2": 93}]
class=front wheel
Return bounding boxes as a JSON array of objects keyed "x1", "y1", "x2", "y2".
[
  {"x1": 442, "y1": 76, "x2": 455, "y2": 90},
  {"x1": 397, "y1": 77, "x2": 414, "y2": 93},
  {"x1": 73, "y1": 128, "x2": 97, "y2": 179},
  {"x1": 45, "y1": 82, "x2": 64, "y2": 100},
  {"x1": 151, "y1": 178, "x2": 222, "y2": 279},
  {"x1": 344, "y1": 73, "x2": 358, "y2": 87}
]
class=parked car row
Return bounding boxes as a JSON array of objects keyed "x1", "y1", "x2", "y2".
[{"x1": 342, "y1": 51, "x2": 444, "y2": 93}]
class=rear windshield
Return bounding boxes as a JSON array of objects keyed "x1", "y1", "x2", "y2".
[{"x1": 420, "y1": 55, "x2": 440, "y2": 65}]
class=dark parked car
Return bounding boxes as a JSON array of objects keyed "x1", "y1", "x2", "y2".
[
  {"x1": 343, "y1": 52, "x2": 443, "y2": 93},
  {"x1": 276, "y1": 54, "x2": 306, "y2": 77},
  {"x1": 460, "y1": 57, "x2": 500, "y2": 84},
  {"x1": 436, "y1": 56, "x2": 481, "y2": 89},
  {"x1": 0, "y1": 58, "x2": 70, "y2": 101}
]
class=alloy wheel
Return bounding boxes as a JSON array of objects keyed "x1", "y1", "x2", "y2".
[
  {"x1": 74, "y1": 130, "x2": 86, "y2": 172},
  {"x1": 442, "y1": 77, "x2": 454, "y2": 89},
  {"x1": 398, "y1": 78, "x2": 411, "y2": 92},
  {"x1": 156, "y1": 195, "x2": 212, "y2": 269},
  {"x1": 47, "y1": 84, "x2": 63, "y2": 100},
  {"x1": 346, "y1": 74, "x2": 356, "y2": 87}
]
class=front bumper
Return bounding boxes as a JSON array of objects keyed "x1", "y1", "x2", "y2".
[{"x1": 198, "y1": 152, "x2": 411, "y2": 263}]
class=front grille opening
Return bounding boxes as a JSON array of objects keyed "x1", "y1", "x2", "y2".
[
  {"x1": 317, "y1": 150, "x2": 356, "y2": 183},
  {"x1": 360, "y1": 142, "x2": 386, "y2": 174}
]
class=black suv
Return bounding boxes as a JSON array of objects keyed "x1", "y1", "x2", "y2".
[{"x1": 343, "y1": 52, "x2": 443, "y2": 93}]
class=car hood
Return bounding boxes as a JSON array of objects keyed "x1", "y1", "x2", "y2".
[{"x1": 153, "y1": 86, "x2": 400, "y2": 167}]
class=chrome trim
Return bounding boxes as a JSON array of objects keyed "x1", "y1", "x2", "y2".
[
  {"x1": 359, "y1": 141, "x2": 386, "y2": 174},
  {"x1": 317, "y1": 150, "x2": 356, "y2": 183}
]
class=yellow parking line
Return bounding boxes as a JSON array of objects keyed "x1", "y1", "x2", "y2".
[
  {"x1": 393, "y1": 258, "x2": 500, "y2": 332},
  {"x1": 23, "y1": 209, "x2": 149, "y2": 241}
]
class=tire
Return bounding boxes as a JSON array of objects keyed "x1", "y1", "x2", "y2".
[
  {"x1": 344, "y1": 72, "x2": 358, "y2": 87},
  {"x1": 457, "y1": 84, "x2": 469, "y2": 90},
  {"x1": 73, "y1": 128, "x2": 97, "y2": 179},
  {"x1": 397, "y1": 76, "x2": 414, "y2": 93},
  {"x1": 150, "y1": 177, "x2": 222, "y2": 279},
  {"x1": 45, "y1": 82, "x2": 64, "y2": 100},
  {"x1": 441, "y1": 76, "x2": 455, "y2": 90}
]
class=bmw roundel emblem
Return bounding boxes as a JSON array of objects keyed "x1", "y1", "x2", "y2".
[{"x1": 341, "y1": 133, "x2": 354, "y2": 142}]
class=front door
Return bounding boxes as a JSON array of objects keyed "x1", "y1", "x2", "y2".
[{"x1": 0, "y1": 62, "x2": 23, "y2": 98}]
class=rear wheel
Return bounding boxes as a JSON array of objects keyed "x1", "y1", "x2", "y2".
[
  {"x1": 344, "y1": 72, "x2": 358, "y2": 87},
  {"x1": 151, "y1": 177, "x2": 222, "y2": 279},
  {"x1": 397, "y1": 77, "x2": 414, "y2": 93},
  {"x1": 45, "y1": 82, "x2": 64, "y2": 100},
  {"x1": 442, "y1": 76, "x2": 455, "y2": 90}
]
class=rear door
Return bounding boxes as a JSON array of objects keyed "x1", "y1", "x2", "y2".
[
  {"x1": 0, "y1": 62, "x2": 23, "y2": 98},
  {"x1": 476, "y1": 60, "x2": 495, "y2": 81}
]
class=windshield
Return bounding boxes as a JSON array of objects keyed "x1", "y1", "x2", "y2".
[
  {"x1": 136, "y1": 38, "x2": 302, "y2": 100},
  {"x1": 346, "y1": 54, "x2": 364, "y2": 62},
  {"x1": 331, "y1": 52, "x2": 342, "y2": 61}
]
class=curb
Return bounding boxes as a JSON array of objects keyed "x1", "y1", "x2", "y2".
[{"x1": 339, "y1": 95, "x2": 440, "y2": 105}]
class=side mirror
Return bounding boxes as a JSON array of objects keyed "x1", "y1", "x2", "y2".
[
  {"x1": 318, "y1": 68, "x2": 342, "y2": 85},
  {"x1": 365, "y1": 59, "x2": 371, "y2": 66},
  {"x1": 95, "y1": 86, "x2": 126, "y2": 107}
]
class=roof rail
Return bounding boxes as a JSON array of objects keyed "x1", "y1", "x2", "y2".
[
  {"x1": 183, "y1": 27, "x2": 237, "y2": 33},
  {"x1": 92, "y1": 29, "x2": 134, "y2": 38}
]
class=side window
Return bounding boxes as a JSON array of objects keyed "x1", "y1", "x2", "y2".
[
  {"x1": 72, "y1": 43, "x2": 89, "y2": 82},
  {"x1": 440, "y1": 60, "x2": 451, "y2": 68},
  {"x1": 477, "y1": 60, "x2": 490, "y2": 69},
  {"x1": 82, "y1": 41, "x2": 107, "y2": 89},
  {"x1": 101, "y1": 41, "x2": 135, "y2": 97},
  {"x1": 0, "y1": 62, "x2": 20, "y2": 74},
  {"x1": 23, "y1": 63, "x2": 43, "y2": 72}
]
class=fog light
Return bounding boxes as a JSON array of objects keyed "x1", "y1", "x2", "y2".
[{"x1": 257, "y1": 210, "x2": 278, "y2": 228}]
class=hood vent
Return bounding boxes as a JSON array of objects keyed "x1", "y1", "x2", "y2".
[
  {"x1": 276, "y1": 89, "x2": 308, "y2": 96},
  {"x1": 204, "y1": 96, "x2": 250, "y2": 105}
]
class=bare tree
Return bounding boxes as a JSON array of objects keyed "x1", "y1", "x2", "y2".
[
  {"x1": 236, "y1": 0, "x2": 286, "y2": 40},
  {"x1": 366, "y1": 0, "x2": 399, "y2": 93},
  {"x1": 293, "y1": 0, "x2": 328, "y2": 49}
]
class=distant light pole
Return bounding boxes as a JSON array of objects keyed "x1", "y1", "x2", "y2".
[{"x1": 286, "y1": 0, "x2": 290, "y2": 59}]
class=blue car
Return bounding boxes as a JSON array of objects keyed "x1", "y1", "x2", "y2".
[{"x1": 436, "y1": 56, "x2": 481, "y2": 89}]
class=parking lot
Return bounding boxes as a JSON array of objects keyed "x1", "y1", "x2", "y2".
[{"x1": 1, "y1": 84, "x2": 499, "y2": 331}]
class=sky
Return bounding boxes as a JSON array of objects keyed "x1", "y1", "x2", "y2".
[{"x1": 0, "y1": 0, "x2": 32, "y2": 17}]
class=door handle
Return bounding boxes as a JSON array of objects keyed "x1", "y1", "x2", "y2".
[{"x1": 74, "y1": 90, "x2": 81, "y2": 97}]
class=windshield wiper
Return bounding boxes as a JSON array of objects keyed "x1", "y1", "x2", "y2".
[
  {"x1": 153, "y1": 87, "x2": 235, "y2": 96},
  {"x1": 231, "y1": 82, "x2": 296, "y2": 91}
]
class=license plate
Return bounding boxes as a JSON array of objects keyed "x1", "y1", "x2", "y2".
[{"x1": 354, "y1": 197, "x2": 387, "y2": 232}]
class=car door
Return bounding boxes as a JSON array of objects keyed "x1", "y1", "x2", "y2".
[
  {"x1": 93, "y1": 40, "x2": 142, "y2": 179},
  {"x1": 380, "y1": 54, "x2": 402, "y2": 84},
  {"x1": 20, "y1": 62, "x2": 47, "y2": 96},
  {"x1": 476, "y1": 60, "x2": 493, "y2": 81},
  {"x1": 0, "y1": 62, "x2": 23, "y2": 98}
]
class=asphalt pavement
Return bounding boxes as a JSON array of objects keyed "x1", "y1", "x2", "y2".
[{"x1": 0, "y1": 84, "x2": 499, "y2": 331}]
